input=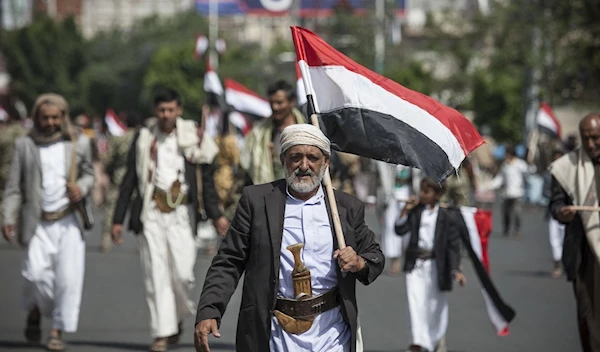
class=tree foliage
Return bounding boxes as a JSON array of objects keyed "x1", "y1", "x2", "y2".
[{"x1": 0, "y1": 15, "x2": 86, "y2": 114}]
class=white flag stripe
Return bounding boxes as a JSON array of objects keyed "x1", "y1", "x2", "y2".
[
  {"x1": 204, "y1": 70, "x2": 223, "y2": 96},
  {"x1": 105, "y1": 112, "x2": 126, "y2": 136},
  {"x1": 298, "y1": 60, "x2": 321, "y2": 114},
  {"x1": 225, "y1": 88, "x2": 272, "y2": 118},
  {"x1": 297, "y1": 77, "x2": 307, "y2": 106},
  {"x1": 304, "y1": 63, "x2": 466, "y2": 168}
]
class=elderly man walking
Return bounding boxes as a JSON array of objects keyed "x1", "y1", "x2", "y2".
[
  {"x1": 550, "y1": 113, "x2": 600, "y2": 352},
  {"x1": 2, "y1": 93, "x2": 95, "y2": 351},
  {"x1": 195, "y1": 124, "x2": 385, "y2": 352}
]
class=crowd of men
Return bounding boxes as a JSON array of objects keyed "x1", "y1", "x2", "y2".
[{"x1": 0, "y1": 80, "x2": 598, "y2": 352}]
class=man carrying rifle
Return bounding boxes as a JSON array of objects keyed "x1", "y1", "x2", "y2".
[{"x1": 2, "y1": 93, "x2": 95, "y2": 351}]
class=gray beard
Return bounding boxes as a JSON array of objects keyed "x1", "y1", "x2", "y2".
[{"x1": 284, "y1": 165, "x2": 326, "y2": 194}]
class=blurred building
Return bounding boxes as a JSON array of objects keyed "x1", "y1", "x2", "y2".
[
  {"x1": 79, "y1": 0, "x2": 195, "y2": 38},
  {"x1": 1, "y1": 0, "x2": 33, "y2": 29}
]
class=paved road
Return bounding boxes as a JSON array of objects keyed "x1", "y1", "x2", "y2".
[{"x1": 0, "y1": 203, "x2": 580, "y2": 352}]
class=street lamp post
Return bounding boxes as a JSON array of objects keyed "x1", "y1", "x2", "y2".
[
  {"x1": 374, "y1": 0, "x2": 385, "y2": 74},
  {"x1": 209, "y1": 0, "x2": 219, "y2": 69}
]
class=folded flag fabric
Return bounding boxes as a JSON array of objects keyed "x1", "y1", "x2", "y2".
[
  {"x1": 536, "y1": 102, "x2": 561, "y2": 138},
  {"x1": 296, "y1": 63, "x2": 308, "y2": 106},
  {"x1": 224, "y1": 78, "x2": 272, "y2": 119},
  {"x1": 458, "y1": 206, "x2": 515, "y2": 336},
  {"x1": 291, "y1": 26, "x2": 483, "y2": 182},
  {"x1": 105, "y1": 109, "x2": 126, "y2": 137}
]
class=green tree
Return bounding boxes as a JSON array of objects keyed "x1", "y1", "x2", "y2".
[{"x1": 0, "y1": 15, "x2": 86, "y2": 114}]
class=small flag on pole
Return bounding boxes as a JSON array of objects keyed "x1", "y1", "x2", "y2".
[
  {"x1": 291, "y1": 26, "x2": 483, "y2": 182},
  {"x1": 105, "y1": 109, "x2": 126, "y2": 136},
  {"x1": 204, "y1": 57, "x2": 224, "y2": 103},
  {"x1": 536, "y1": 102, "x2": 561, "y2": 138}
]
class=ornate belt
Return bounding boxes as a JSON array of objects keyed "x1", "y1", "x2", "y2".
[
  {"x1": 275, "y1": 287, "x2": 340, "y2": 319},
  {"x1": 41, "y1": 206, "x2": 73, "y2": 222},
  {"x1": 152, "y1": 188, "x2": 188, "y2": 213},
  {"x1": 416, "y1": 248, "x2": 435, "y2": 260}
]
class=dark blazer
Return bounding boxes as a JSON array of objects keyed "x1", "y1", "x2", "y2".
[
  {"x1": 195, "y1": 180, "x2": 385, "y2": 352},
  {"x1": 549, "y1": 176, "x2": 588, "y2": 281},
  {"x1": 112, "y1": 132, "x2": 221, "y2": 234},
  {"x1": 395, "y1": 204, "x2": 461, "y2": 291}
]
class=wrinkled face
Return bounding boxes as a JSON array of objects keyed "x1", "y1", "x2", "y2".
[
  {"x1": 419, "y1": 184, "x2": 441, "y2": 206},
  {"x1": 269, "y1": 90, "x2": 294, "y2": 121},
  {"x1": 581, "y1": 117, "x2": 600, "y2": 162},
  {"x1": 154, "y1": 100, "x2": 181, "y2": 133},
  {"x1": 36, "y1": 103, "x2": 63, "y2": 136},
  {"x1": 281, "y1": 145, "x2": 329, "y2": 194}
]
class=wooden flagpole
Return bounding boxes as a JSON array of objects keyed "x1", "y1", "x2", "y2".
[
  {"x1": 310, "y1": 114, "x2": 347, "y2": 249},
  {"x1": 527, "y1": 127, "x2": 540, "y2": 164}
]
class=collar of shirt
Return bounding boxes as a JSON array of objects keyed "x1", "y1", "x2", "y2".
[{"x1": 285, "y1": 185, "x2": 325, "y2": 206}]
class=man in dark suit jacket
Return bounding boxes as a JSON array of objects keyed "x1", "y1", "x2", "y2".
[
  {"x1": 194, "y1": 124, "x2": 384, "y2": 352},
  {"x1": 549, "y1": 113, "x2": 600, "y2": 352}
]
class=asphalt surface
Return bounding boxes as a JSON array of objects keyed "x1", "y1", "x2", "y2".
[{"x1": 0, "y1": 202, "x2": 580, "y2": 352}]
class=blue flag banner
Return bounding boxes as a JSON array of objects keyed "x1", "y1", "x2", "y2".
[{"x1": 195, "y1": 0, "x2": 406, "y2": 17}]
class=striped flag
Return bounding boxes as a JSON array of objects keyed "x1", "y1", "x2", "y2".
[
  {"x1": 224, "y1": 79, "x2": 272, "y2": 119},
  {"x1": 459, "y1": 207, "x2": 515, "y2": 336},
  {"x1": 204, "y1": 58, "x2": 225, "y2": 108},
  {"x1": 229, "y1": 111, "x2": 251, "y2": 135},
  {"x1": 291, "y1": 26, "x2": 483, "y2": 182},
  {"x1": 536, "y1": 102, "x2": 561, "y2": 138},
  {"x1": 105, "y1": 109, "x2": 126, "y2": 136}
]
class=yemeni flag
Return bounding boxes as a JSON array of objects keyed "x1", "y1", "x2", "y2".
[
  {"x1": 459, "y1": 207, "x2": 515, "y2": 336},
  {"x1": 229, "y1": 111, "x2": 251, "y2": 135},
  {"x1": 536, "y1": 102, "x2": 561, "y2": 138},
  {"x1": 224, "y1": 78, "x2": 272, "y2": 119},
  {"x1": 204, "y1": 58, "x2": 225, "y2": 107},
  {"x1": 291, "y1": 26, "x2": 483, "y2": 182},
  {"x1": 296, "y1": 63, "x2": 308, "y2": 106},
  {"x1": 105, "y1": 109, "x2": 126, "y2": 136}
]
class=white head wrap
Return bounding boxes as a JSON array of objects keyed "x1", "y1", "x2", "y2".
[{"x1": 280, "y1": 124, "x2": 331, "y2": 156}]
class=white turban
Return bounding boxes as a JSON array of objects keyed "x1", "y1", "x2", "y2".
[{"x1": 280, "y1": 124, "x2": 331, "y2": 156}]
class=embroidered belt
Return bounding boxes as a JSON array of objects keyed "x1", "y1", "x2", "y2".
[
  {"x1": 152, "y1": 189, "x2": 188, "y2": 213},
  {"x1": 275, "y1": 287, "x2": 340, "y2": 320},
  {"x1": 416, "y1": 248, "x2": 435, "y2": 260},
  {"x1": 41, "y1": 206, "x2": 73, "y2": 222}
]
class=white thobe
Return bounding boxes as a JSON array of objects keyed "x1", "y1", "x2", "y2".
[
  {"x1": 400, "y1": 205, "x2": 448, "y2": 352},
  {"x1": 270, "y1": 186, "x2": 351, "y2": 352},
  {"x1": 22, "y1": 141, "x2": 85, "y2": 332},
  {"x1": 549, "y1": 217, "x2": 565, "y2": 262},
  {"x1": 382, "y1": 184, "x2": 411, "y2": 258},
  {"x1": 138, "y1": 131, "x2": 196, "y2": 338}
]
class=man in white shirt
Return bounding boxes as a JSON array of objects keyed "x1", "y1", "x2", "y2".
[
  {"x1": 2, "y1": 93, "x2": 95, "y2": 351},
  {"x1": 111, "y1": 88, "x2": 229, "y2": 352},
  {"x1": 195, "y1": 124, "x2": 384, "y2": 352},
  {"x1": 491, "y1": 147, "x2": 535, "y2": 236}
]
